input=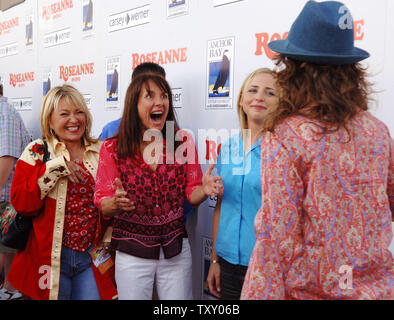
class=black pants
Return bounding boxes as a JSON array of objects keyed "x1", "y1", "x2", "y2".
[{"x1": 219, "y1": 257, "x2": 248, "y2": 300}]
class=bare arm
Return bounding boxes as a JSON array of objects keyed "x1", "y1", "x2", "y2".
[
  {"x1": 211, "y1": 194, "x2": 222, "y2": 262},
  {"x1": 188, "y1": 186, "x2": 208, "y2": 206},
  {"x1": 0, "y1": 156, "x2": 15, "y2": 199},
  {"x1": 207, "y1": 194, "x2": 223, "y2": 298},
  {"x1": 101, "y1": 197, "x2": 120, "y2": 217}
]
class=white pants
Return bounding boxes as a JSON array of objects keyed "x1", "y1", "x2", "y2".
[{"x1": 115, "y1": 238, "x2": 193, "y2": 300}]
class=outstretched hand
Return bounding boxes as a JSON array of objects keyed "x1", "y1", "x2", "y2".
[
  {"x1": 113, "y1": 178, "x2": 135, "y2": 213},
  {"x1": 202, "y1": 163, "x2": 224, "y2": 199}
]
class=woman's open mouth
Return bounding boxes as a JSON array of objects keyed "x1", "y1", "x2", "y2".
[{"x1": 150, "y1": 111, "x2": 164, "y2": 124}]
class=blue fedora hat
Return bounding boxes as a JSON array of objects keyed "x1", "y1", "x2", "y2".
[{"x1": 268, "y1": 0, "x2": 370, "y2": 65}]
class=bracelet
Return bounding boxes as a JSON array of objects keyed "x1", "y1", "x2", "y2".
[{"x1": 211, "y1": 259, "x2": 219, "y2": 264}]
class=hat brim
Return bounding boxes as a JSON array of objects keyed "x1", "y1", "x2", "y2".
[{"x1": 268, "y1": 39, "x2": 370, "y2": 65}]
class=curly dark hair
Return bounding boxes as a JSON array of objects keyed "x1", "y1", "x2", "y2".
[{"x1": 262, "y1": 55, "x2": 373, "y2": 135}]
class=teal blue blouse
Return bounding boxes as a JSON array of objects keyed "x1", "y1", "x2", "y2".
[{"x1": 215, "y1": 133, "x2": 262, "y2": 266}]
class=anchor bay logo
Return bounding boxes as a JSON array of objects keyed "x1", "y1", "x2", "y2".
[
  {"x1": 108, "y1": 4, "x2": 150, "y2": 33},
  {"x1": 43, "y1": 27, "x2": 71, "y2": 48},
  {"x1": 206, "y1": 36, "x2": 234, "y2": 109}
]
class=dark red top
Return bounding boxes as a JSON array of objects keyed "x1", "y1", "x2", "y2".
[
  {"x1": 94, "y1": 136, "x2": 203, "y2": 259},
  {"x1": 63, "y1": 160, "x2": 99, "y2": 252}
]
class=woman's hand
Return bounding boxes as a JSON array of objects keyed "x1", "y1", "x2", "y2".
[
  {"x1": 207, "y1": 261, "x2": 221, "y2": 298},
  {"x1": 189, "y1": 163, "x2": 224, "y2": 206},
  {"x1": 113, "y1": 178, "x2": 135, "y2": 212},
  {"x1": 65, "y1": 160, "x2": 89, "y2": 184},
  {"x1": 101, "y1": 241, "x2": 112, "y2": 256},
  {"x1": 101, "y1": 178, "x2": 135, "y2": 217},
  {"x1": 202, "y1": 163, "x2": 224, "y2": 198}
]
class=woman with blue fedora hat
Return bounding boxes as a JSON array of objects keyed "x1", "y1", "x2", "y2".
[{"x1": 241, "y1": 1, "x2": 393, "y2": 300}]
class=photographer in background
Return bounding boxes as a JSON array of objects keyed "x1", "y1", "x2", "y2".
[{"x1": 0, "y1": 84, "x2": 31, "y2": 300}]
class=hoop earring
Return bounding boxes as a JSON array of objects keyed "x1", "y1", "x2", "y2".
[{"x1": 50, "y1": 128, "x2": 59, "y2": 139}]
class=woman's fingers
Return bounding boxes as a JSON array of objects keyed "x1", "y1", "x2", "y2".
[
  {"x1": 207, "y1": 264, "x2": 221, "y2": 298},
  {"x1": 217, "y1": 183, "x2": 224, "y2": 196},
  {"x1": 66, "y1": 161, "x2": 89, "y2": 184},
  {"x1": 206, "y1": 163, "x2": 216, "y2": 176},
  {"x1": 202, "y1": 163, "x2": 223, "y2": 198},
  {"x1": 74, "y1": 166, "x2": 89, "y2": 184},
  {"x1": 112, "y1": 179, "x2": 135, "y2": 212},
  {"x1": 115, "y1": 190, "x2": 128, "y2": 198},
  {"x1": 68, "y1": 173, "x2": 78, "y2": 184},
  {"x1": 115, "y1": 196, "x2": 135, "y2": 211},
  {"x1": 102, "y1": 242, "x2": 111, "y2": 255},
  {"x1": 122, "y1": 203, "x2": 136, "y2": 211},
  {"x1": 205, "y1": 175, "x2": 224, "y2": 198}
]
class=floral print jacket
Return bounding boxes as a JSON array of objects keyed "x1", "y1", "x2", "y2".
[{"x1": 241, "y1": 111, "x2": 394, "y2": 300}]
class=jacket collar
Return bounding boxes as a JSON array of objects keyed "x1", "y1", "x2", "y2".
[
  {"x1": 237, "y1": 132, "x2": 262, "y2": 154},
  {"x1": 47, "y1": 136, "x2": 101, "y2": 159}
]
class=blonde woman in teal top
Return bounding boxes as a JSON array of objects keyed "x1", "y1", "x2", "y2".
[{"x1": 207, "y1": 68, "x2": 279, "y2": 300}]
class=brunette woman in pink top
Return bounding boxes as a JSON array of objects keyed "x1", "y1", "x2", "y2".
[
  {"x1": 94, "y1": 73, "x2": 222, "y2": 300},
  {"x1": 241, "y1": 1, "x2": 393, "y2": 300}
]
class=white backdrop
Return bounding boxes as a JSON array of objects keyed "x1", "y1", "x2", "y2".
[{"x1": 0, "y1": 0, "x2": 393, "y2": 299}]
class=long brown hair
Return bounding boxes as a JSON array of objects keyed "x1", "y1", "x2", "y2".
[
  {"x1": 263, "y1": 55, "x2": 373, "y2": 134},
  {"x1": 115, "y1": 74, "x2": 179, "y2": 159}
]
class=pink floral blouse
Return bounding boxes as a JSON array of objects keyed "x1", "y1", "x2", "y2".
[
  {"x1": 94, "y1": 135, "x2": 203, "y2": 259},
  {"x1": 241, "y1": 111, "x2": 394, "y2": 300},
  {"x1": 94, "y1": 138, "x2": 202, "y2": 210}
]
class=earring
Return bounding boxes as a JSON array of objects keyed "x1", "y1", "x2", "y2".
[{"x1": 50, "y1": 128, "x2": 59, "y2": 139}]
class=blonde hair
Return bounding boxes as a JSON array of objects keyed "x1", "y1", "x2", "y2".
[
  {"x1": 236, "y1": 68, "x2": 275, "y2": 131},
  {"x1": 40, "y1": 84, "x2": 96, "y2": 144}
]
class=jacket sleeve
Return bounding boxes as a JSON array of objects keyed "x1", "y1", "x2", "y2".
[
  {"x1": 94, "y1": 140, "x2": 120, "y2": 210},
  {"x1": 175, "y1": 130, "x2": 203, "y2": 202},
  {"x1": 388, "y1": 137, "x2": 394, "y2": 220},
  {"x1": 10, "y1": 140, "x2": 71, "y2": 216}
]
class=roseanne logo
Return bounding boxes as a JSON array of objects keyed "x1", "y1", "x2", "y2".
[
  {"x1": 59, "y1": 62, "x2": 94, "y2": 82},
  {"x1": 0, "y1": 17, "x2": 19, "y2": 36},
  {"x1": 9, "y1": 72, "x2": 35, "y2": 87},
  {"x1": 131, "y1": 48, "x2": 187, "y2": 70},
  {"x1": 42, "y1": 0, "x2": 74, "y2": 21}
]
